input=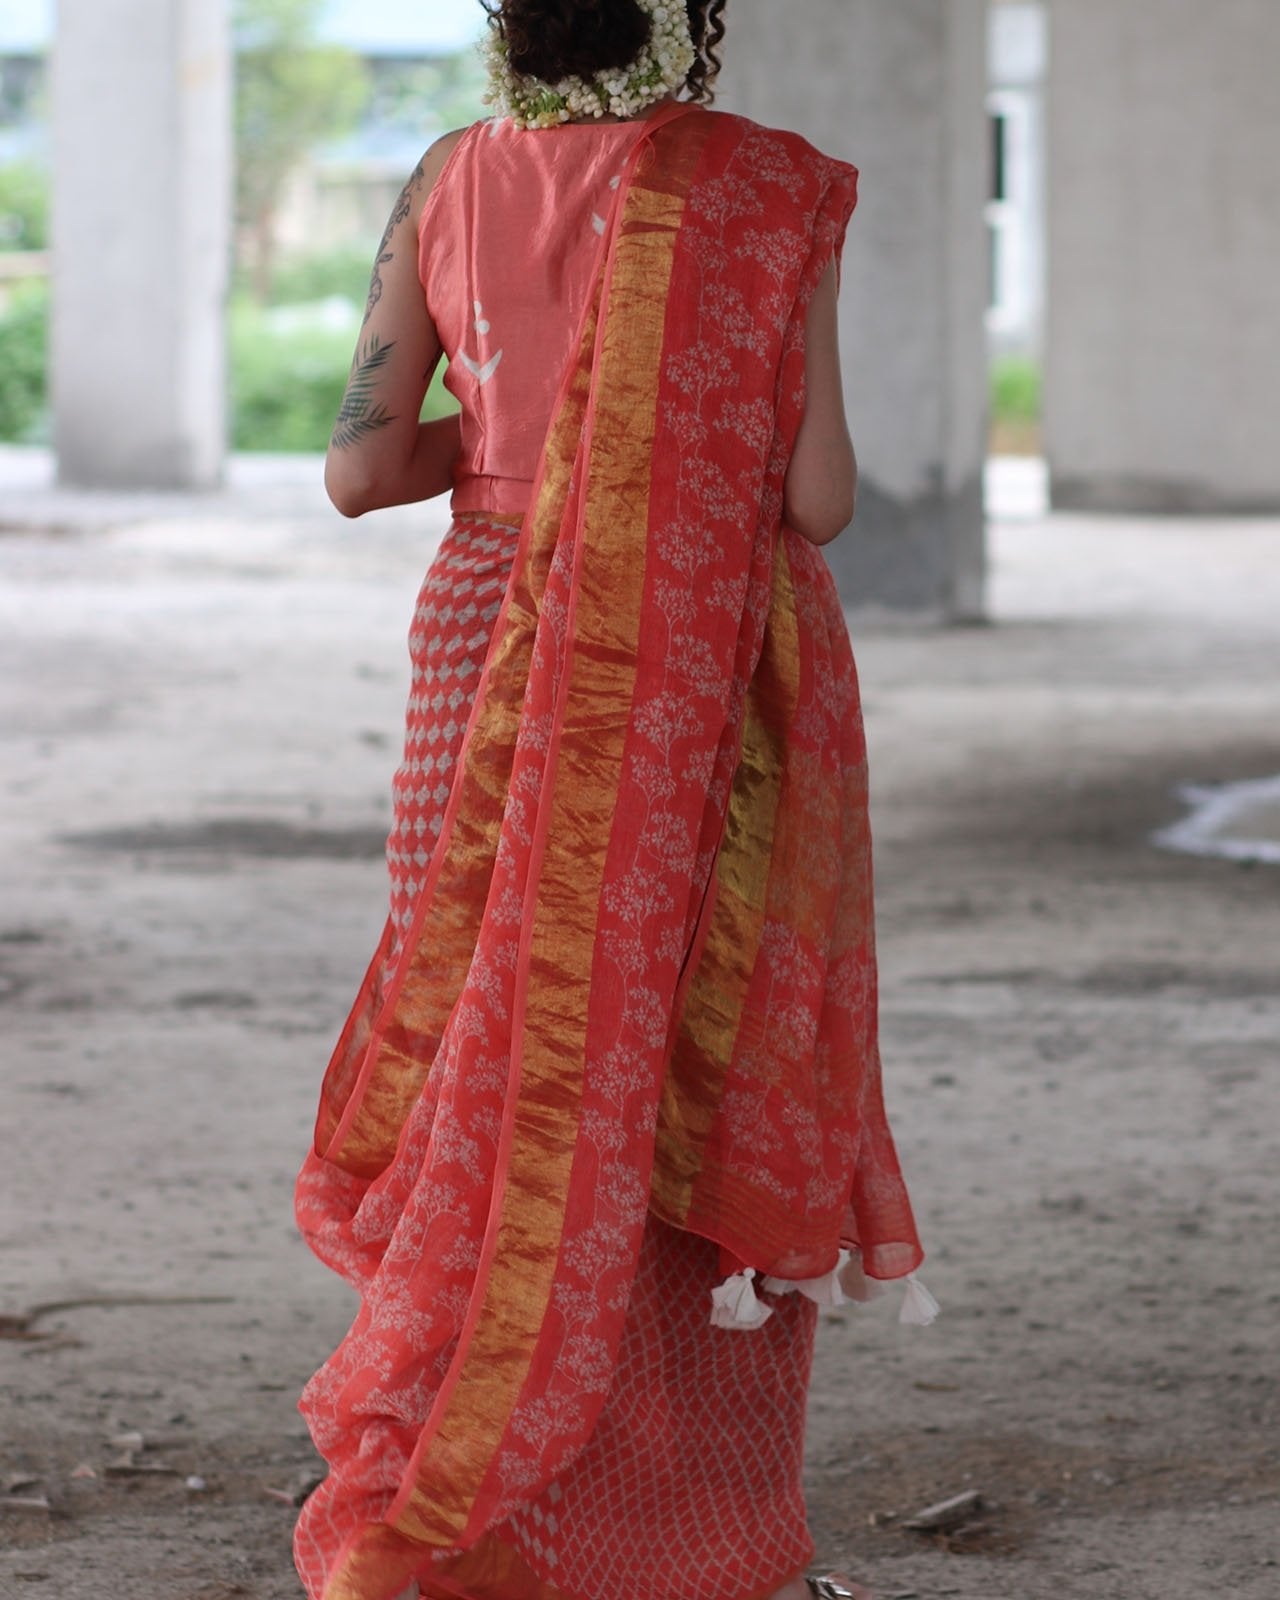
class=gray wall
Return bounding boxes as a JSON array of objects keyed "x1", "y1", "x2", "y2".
[
  {"x1": 1046, "y1": 0, "x2": 1280, "y2": 512},
  {"x1": 721, "y1": 0, "x2": 990, "y2": 617}
]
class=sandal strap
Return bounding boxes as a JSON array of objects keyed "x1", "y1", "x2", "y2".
[{"x1": 806, "y1": 1580, "x2": 859, "y2": 1600}]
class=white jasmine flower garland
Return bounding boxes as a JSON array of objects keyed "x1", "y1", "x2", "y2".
[{"x1": 483, "y1": 1, "x2": 696, "y2": 129}]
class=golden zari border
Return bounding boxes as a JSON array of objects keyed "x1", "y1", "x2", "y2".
[{"x1": 323, "y1": 111, "x2": 712, "y2": 1597}]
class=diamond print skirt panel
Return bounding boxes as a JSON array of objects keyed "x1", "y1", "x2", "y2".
[
  {"x1": 385, "y1": 515, "x2": 523, "y2": 966},
  {"x1": 417, "y1": 1213, "x2": 817, "y2": 1600},
  {"x1": 376, "y1": 519, "x2": 817, "y2": 1600}
]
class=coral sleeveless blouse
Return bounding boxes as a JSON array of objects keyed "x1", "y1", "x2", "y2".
[{"x1": 419, "y1": 116, "x2": 648, "y2": 519}]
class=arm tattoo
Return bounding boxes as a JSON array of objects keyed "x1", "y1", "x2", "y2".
[
  {"x1": 331, "y1": 335, "x2": 398, "y2": 451},
  {"x1": 362, "y1": 158, "x2": 427, "y2": 326}
]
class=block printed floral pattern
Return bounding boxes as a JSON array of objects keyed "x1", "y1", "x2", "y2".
[{"x1": 293, "y1": 112, "x2": 921, "y2": 1600}]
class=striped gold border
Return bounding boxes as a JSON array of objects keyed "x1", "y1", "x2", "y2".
[
  {"x1": 392, "y1": 118, "x2": 708, "y2": 1549},
  {"x1": 325, "y1": 113, "x2": 713, "y2": 1593},
  {"x1": 651, "y1": 539, "x2": 802, "y2": 1216},
  {"x1": 322, "y1": 244, "x2": 609, "y2": 1177}
]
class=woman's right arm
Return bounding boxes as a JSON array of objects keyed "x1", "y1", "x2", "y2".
[
  {"x1": 783, "y1": 258, "x2": 858, "y2": 547},
  {"x1": 324, "y1": 129, "x2": 467, "y2": 519}
]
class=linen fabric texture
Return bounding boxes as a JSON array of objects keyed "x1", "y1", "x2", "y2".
[{"x1": 294, "y1": 104, "x2": 923, "y2": 1600}]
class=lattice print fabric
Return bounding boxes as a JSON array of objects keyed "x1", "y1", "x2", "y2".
[
  {"x1": 384, "y1": 515, "x2": 522, "y2": 964},
  {"x1": 417, "y1": 1214, "x2": 818, "y2": 1600}
]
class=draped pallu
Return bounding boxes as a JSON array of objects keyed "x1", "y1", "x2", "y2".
[{"x1": 294, "y1": 107, "x2": 923, "y2": 1600}]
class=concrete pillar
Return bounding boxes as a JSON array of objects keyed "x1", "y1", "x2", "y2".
[
  {"x1": 721, "y1": 0, "x2": 990, "y2": 617},
  {"x1": 1046, "y1": 0, "x2": 1280, "y2": 513},
  {"x1": 52, "y1": 0, "x2": 231, "y2": 489}
]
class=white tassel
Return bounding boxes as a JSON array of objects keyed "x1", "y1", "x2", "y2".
[
  {"x1": 898, "y1": 1274, "x2": 941, "y2": 1327},
  {"x1": 764, "y1": 1247, "x2": 852, "y2": 1307},
  {"x1": 762, "y1": 1247, "x2": 898, "y2": 1309},
  {"x1": 836, "y1": 1248, "x2": 889, "y2": 1305},
  {"x1": 710, "y1": 1266, "x2": 774, "y2": 1330}
]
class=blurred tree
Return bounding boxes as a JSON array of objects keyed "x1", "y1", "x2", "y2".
[
  {"x1": 235, "y1": 0, "x2": 369, "y2": 301},
  {"x1": 0, "y1": 162, "x2": 49, "y2": 252},
  {"x1": 370, "y1": 53, "x2": 489, "y2": 140},
  {"x1": 0, "y1": 282, "x2": 49, "y2": 442}
]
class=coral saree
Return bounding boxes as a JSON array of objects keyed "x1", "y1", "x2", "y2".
[{"x1": 295, "y1": 105, "x2": 923, "y2": 1600}]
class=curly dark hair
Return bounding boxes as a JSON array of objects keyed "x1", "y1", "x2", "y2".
[
  {"x1": 483, "y1": 0, "x2": 727, "y2": 104},
  {"x1": 685, "y1": 0, "x2": 727, "y2": 105}
]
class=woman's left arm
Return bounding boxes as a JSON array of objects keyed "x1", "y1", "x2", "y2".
[{"x1": 324, "y1": 130, "x2": 467, "y2": 519}]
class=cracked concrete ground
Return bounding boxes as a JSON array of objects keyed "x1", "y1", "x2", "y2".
[{"x1": 1, "y1": 452, "x2": 1277, "y2": 1599}]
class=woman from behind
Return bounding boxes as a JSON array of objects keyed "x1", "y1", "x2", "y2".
[{"x1": 295, "y1": 5, "x2": 928, "y2": 1598}]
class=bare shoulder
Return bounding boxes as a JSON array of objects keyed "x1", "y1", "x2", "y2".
[
  {"x1": 423, "y1": 125, "x2": 472, "y2": 179},
  {"x1": 409, "y1": 126, "x2": 475, "y2": 223}
]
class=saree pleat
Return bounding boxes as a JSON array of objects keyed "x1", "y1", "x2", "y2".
[{"x1": 295, "y1": 107, "x2": 923, "y2": 1600}]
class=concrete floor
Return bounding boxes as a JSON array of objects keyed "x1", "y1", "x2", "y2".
[{"x1": 1, "y1": 452, "x2": 1277, "y2": 1598}]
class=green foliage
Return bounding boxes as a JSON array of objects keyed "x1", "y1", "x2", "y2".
[
  {"x1": 244, "y1": 245, "x2": 372, "y2": 307},
  {"x1": 230, "y1": 299, "x2": 352, "y2": 452},
  {"x1": 0, "y1": 286, "x2": 458, "y2": 454},
  {"x1": 0, "y1": 280, "x2": 49, "y2": 442},
  {"x1": 229, "y1": 297, "x2": 456, "y2": 453},
  {"x1": 0, "y1": 162, "x2": 50, "y2": 252},
  {"x1": 370, "y1": 54, "x2": 490, "y2": 137},
  {"x1": 991, "y1": 355, "x2": 1042, "y2": 424},
  {"x1": 234, "y1": 0, "x2": 371, "y2": 298},
  {"x1": 0, "y1": 255, "x2": 469, "y2": 455}
]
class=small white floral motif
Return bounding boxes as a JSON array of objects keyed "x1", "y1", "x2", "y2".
[
  {"x1": 460, "y1": 298, "x2": 503, "y2": 385},
  {"x1": 591, "y1": 174, "x2": 624, "y2": 236},
  {"x1": 715, "y1": 396, "x2": 775, "y2": 456},
  {"x1": 460, "y1": 349, "x2": 503, "y2": 385}
]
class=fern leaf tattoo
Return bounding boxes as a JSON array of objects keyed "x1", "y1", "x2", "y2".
[{"x1": 331, "y1": 336, "x2": 398, "y2": 450}]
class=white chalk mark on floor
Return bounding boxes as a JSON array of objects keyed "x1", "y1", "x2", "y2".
[{"x1": 1153, "y1": 773, "x2": 1280, "y2": 866}]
